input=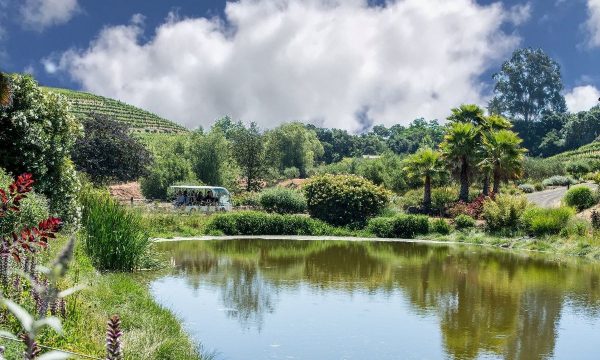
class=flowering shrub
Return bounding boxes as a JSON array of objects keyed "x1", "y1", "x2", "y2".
[{"x1": 449, "y1": 194, "x2": 490, "y2": 219}]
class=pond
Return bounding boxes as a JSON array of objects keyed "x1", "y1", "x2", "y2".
[{"x1": 150, "y1": 239, "x2": 600, "y2": 360}]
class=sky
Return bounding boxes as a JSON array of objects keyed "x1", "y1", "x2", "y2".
[{"x1": 1, "y1": 0, "x2": 600, "y2": 132}]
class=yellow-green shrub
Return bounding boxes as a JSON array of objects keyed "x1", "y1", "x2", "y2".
[{"x1": 482, "y1": 195, "x2": 529, "y2": 233}]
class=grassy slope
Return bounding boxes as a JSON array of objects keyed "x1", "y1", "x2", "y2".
[
  {"x1": 2, "y1": 236, "x2": 201, "y2": 360},
  {"x1": 549, "y1": 141, "x2": 600, "y2": 163},
  {"x1": 43, "y1": 87, "x2": 188, "y2": 134}
]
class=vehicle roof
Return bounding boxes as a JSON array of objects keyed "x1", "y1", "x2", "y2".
[{"x1": 169, "y1": 185, "x2": 229, "y2": 191}]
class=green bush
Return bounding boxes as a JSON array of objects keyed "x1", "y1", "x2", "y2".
[
  {"x1": 482, "y1": 194, "x2": 529, "y2": 233},
  {"x1": 205, "y1": 211, "x2": 340, "y2": 236},
  {"x1": 283, "y1": 167, "x2": 300, "y2": 179},
  {"x1": 534, "y1": 183, "x2": 545, "y2": 192},
  {"x1": 517, "y1": 184, "x2": 535, "y2": 193},
  {"x1": 259, "y1": 187, "x2": 307, "y2": 214},
  {"x1": 367, "y1": 214, "x2": 429, "y2": 238},
  {"x1": 232, "y1": 192, "x2": 261, "y2": 207},
  {"x1": 563, "y1": 186, "x2": 597, "y2": 211},
  {"x1": 523, "y1": 157, "x2": 565, "y2": 181},
  {"x1": 454, "y1": 214, "x2": 475, "y2": 230},
  {"x1": 303, "y1": 174, "x2": 390, "y2": 226},
  {"x1": 430, "y1": 218, "x2": 451, "y2": 235},
  {"x1": 398, "y1": 187, "x2": 457, "y2": 215},
  {"x1": 566, "y1": 160, "x2": 591, "y2": 179},
  {"x1": 542, "y1": 175, "x2": 575, "y2": 187},
  {"x1": 521, "y1": 207, "x2": 575, "y2": 236},
  {"x1": 140, "y1": 154, "x2": 196, "y2": 200},
  {"x1": 80, "y1": 189, "x2": 151, "y2": 271}
]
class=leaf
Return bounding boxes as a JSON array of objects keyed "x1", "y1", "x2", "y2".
[
  {"x1": 0, "y1": 330, "x2": 17, "y2": 340},
  {"x1": 36, "y1": 350, "x2": 72, "y2": 360},
  {"x1": 2, "y1": 299, "x2": 33, "y2": 332},
  {"x1": 34, "y1": 316, "x2": 62, "y2": 334},
  {"x1": 58, "y1": 284, "x2": 86, "y2": 298}
]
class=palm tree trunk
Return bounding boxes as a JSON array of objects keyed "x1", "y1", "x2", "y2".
[
  {"x1": 423, "y1": 175, "x2": 432, "y2": 214},
  {"x1": 459, "y1": 157, "x2": 469, "y2": 202},
  {"x1": 492, "y1": 168, "x2": 501, "y2": 194},
  {"x1": 482, "y1": 173, "x2": 490, "y2": 196}
]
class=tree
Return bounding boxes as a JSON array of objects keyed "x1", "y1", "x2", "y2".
[
  {"x1": 189, "y1": 128, "x2": 234, "y2": 186},
  {"x1": 72, "y1": 114, "x2": 152, "y2": 184},
  {"x1": 490, "y1": 48, "x2": 567, "y2": 122},
  {"x1": 0, "y1": 74, "x2": 81, "y2": 226},
  {"x1": 140, "y1": 153, "x2": 195, "y2": 200},
  {"x1": 448, "y1": 104, "x2": 486, "y2": 126},
  {"x1": 230, "y1": 122, "x2": 265, "y2": 191},
  {"x1": 264, "y1": 122, "x2": 324, "y2": 177},
  {"x1": 480, "y1": 130, "x2": 526, "y2": 193},
  {"x1": 440, "y1": 122, "x2": 479, "y2": 202},
  {"x1": 403, "y1": 148, "x2": 446, "y2": 213},
  {"x1": 0, "y1": 72, "x2": 11, "y2": 107}
]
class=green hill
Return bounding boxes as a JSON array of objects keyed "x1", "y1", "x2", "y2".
[
  {"x1": 549, "y1": 141, "x2": 600, "y2": 163},
  {"x1": 43, "y1": 87, "x2": 188, "y2": 133}
]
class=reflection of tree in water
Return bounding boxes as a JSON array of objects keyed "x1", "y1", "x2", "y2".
[{"x1": 159, "y1": 240, "x2": 600, "y2": 359}]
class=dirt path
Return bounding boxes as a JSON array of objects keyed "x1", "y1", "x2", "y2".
[{"x1": 526, "y1": 183, "x2": 597, "y2": 208}]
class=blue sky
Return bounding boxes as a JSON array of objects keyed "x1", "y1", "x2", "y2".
[{"x1": 1, "y1": 0, "x2": 599, "y2": 130}]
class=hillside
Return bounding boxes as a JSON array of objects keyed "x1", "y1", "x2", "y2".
[
  {"x1": 43, "y1": 87, "x2": 188, "y2": 133},
  {"x1": 549, "y1": 141, "x2": 600, "y2": 163}
]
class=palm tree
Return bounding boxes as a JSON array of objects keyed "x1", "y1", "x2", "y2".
[
  {"x1": 479, "y1": 114, "x2": 512, "y2": 195},
  {"x1": 447, "y1": 104, "x2": 486, "y2": 126},
  {"x1": 0, "y1": 72, "x2": 11, "y2": 108},
  {"x1": 440, "y1": 122, "x2": 479, "y2": 202},
  {"x1": 480, "y1": 130, "x2": 526, "y2": 194},
  {"x1": 403, "y1": 148, "x2": 445, "y2": 214}
]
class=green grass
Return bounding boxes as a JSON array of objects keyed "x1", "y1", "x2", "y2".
[{"x1": 43, "y1": 87, "x2": 187, "y2": 134}]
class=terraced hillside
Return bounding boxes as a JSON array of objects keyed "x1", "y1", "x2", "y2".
[
  {"x1": 44, "y1": 87, "x2": 188, "y2": 133},
  {"x1": 549, "y1": 141, "x2": 600, "y2": 162}
]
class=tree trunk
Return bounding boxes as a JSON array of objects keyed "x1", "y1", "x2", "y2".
[
  {"x1": 423, "y1": 175, "x2": 432, "y2": 214},
  {"x1": 459, "y1": 157, "x2": 469, "y2": 202},
  {"x1": 493, "y1": 168, "x2": 501, "y2": 194},
  {"x1": 482, "y1": 174, "x2": 490, "y2": 196}
]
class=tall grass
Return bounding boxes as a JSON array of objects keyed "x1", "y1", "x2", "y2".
[{"x1": 80, "y1": 189, "x2": 150, "y2": 271}]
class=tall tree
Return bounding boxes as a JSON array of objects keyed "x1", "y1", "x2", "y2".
[
  {"x1": 489, "y1": 48, "x2": 567, "y2": 122},
  {"x1": 403, "y1": 148, "x2": 446, "y2": 213},
  {"x1": 439, "y1": 122, "x2": 479, "y2": 202},
  {"x1": 480, "y1": 130, "x2": 526, "y2": 194},
  {"x1": 264, "y1": 122, "x2": 324, "y2": 177},
  {"x1": 189, "y1": 128, "x2": 232, "y2": 186},
  {"x1": 230, "y1": 122, "x2": 265, "y2": 191}
]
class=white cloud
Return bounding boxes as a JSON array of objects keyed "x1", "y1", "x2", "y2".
[
  {"x1": 565, "y1": 85, "x2": 600, "y2": 112},
  {"x1": 585, "y1": 0, "x2": 600, "y2": 47},
  {"x1": 507, "y1": 3, "x2": 532, "y2": 26},
  {"x1": 21, "y1": 0, "x2": 79, "y2": 31},
  {"x1": 50, "y1": 0, "x2": 524, "y2": 132}
]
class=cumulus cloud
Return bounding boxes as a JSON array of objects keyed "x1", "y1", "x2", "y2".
[
  {"x1": 585, "y1": 0, "x2": 600, "y2": 47},
  {"x1": 20, "y1": 0, "x2": 79, "y2": 31},
  {"x1": 49, "y1": 0, "x2": 524, "y2": 131},
  {"x1": 565, "y1": 85, "x2": 600, "y2": 112}
]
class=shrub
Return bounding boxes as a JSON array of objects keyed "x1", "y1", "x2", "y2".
[
  {"x1": 521, "y1": 207, "x2": 575, "y2": 236},
  {"x1": 140, "y1": 153, "x2": 196, "y2": 200},
  {"x1": 523, "y1": 157, "x2": 565, "y2": 181},
  {"x1": 80, "y1": 189, "x2": 150, "y2": 271},
  {"x1": 563, "y1": 186, "x2": 597, "y2": 211},
  {"x1": 449, "y1": 194, "x2": 488, "y2": 219},
  {"x1": 232, "y1": 191, "x2": 261, "y2": 207},
  {"x1": 367, "y1": 214, "x2": 429, "y2": 238},
  {"x1": 560, "y1": 219, "x2": 589, "y2": 237},
  {"x1": 454, "y1": 214, "x2": 475, "y2": 230},
  {"x1": 259, "y1": 187, "x2": 307, "y2": 214},
  {"x1": 303, "y1": 174, "x2": 390, "y2": 226},
  {"x1": 283, "y1": 167, "x2": 301, "y2": 179},
  {"x1": 542, "y1": 175, "x2": 575, "y2": 187},
  {"x1": 205, "y1": 211, "x2": 339, "y2": 236},
  {"x1": 534, "y1": 183, "x2": 545, "y2": 192},
  {"x1": 430, "y1": 218, "x2": 451, "y2": 235},
  {"x1": 398, "y1": 187, "x2": 457, "y2": 215},
  {"x1": 592, "y1": 210, "x2": 600, "y2": 230},
  {"x1": 482, "y1": 194, "x2": 529, "y2": 233},
  {"x1": 518, "y1": 184, "x2": 535, "y2": 193}
]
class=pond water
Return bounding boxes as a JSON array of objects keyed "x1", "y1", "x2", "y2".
[{"x1": 150, "y1": 240, "x2": 600, "y2": 360}]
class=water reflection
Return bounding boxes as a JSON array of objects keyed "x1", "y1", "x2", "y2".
[{"x1": 152, "y1": 240, "x2": 600, "y2": 360}]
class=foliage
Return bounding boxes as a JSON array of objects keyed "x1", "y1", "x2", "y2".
[
  {"x1": 367, "y1": 215, "x2": 430, "y2": 238},
  {"x1": 0, "y1": 72, "x2": 12, "y2": 107},
  {"x1": 563, "y1": 186, "x2": 597, "y2": 211},
  {"x1": 303, "y1": 174, "x2": 391, "y2": 226},
  {"x1": 523, "y1": 157, "x2": 565, "y2": 181},
  {"x1": 72, "y1": 113, "x2": 152, "y2": 184},
  {"x1": 430, "y1": 218, "x2": 451, "y2": 235},
  {"x1": 80, "y1": 189, "x2": 150, "y2": 271},
  {"x1": 542, "y1": 175, "x2": 575, "y2": 187},
  {"x1": 449, "y1": 194, "x2": 488, "y2": 219},
  {"x1": 140, "y1": 153, "x2": 196, "y2": 200},
  {"x1": 0, "y1": 74, "x2": 81, "y2": 226},
  {"x1": 517, "y1": 184, "x2": 535, "y2": 193},
  {"x1": 259, "y1": 187, "x2": 307, "y2": 214},
  {"x1": 265, "y1": 122, "x2": 324, "y2": 177},
  {"x1": 482, "y1": 194, "x2": 529, "y2": 233},
  {"x1": 566, "y1": 160, "x2": 591, "y2": 179},
  {"x1": 489, "y1": 48, "x2": 567, "y2": 122},
  {"x1": 591, "y1": 210, "x2": 600, "y2": 230},
  {"x1": 521, "y1": 207, "x2": 575, "y2": 236},
  {"x1": 189, "y1": 128, "x2": 236, "y2": 187},
  {"x1": 283, "y1": 167, "x2": 301, "y2": 179},
  {"x1": 230, "y1": 122, "x2": 266, "y2": 191},
  {"x1": 454, "y1": 214, "x2": 476, "y2": 230},
  {"x1": 402, "y1": 148, "x2": 446, "y2": 213},
  {"x1": 534, "y1": 183, "x2": 545, "y2": 191},
  {"x1": 480, "y1": 129, "x2": 526, "y2": 193},
  {"x1": 439, "y1": 121, "x2": 479, "y2": 202},
  {"x1": 205, "y1": 211, "x2": 347, "y2": 236},
  {"x1": 398, "y1": 187, "x2": 457, "y2": 216},
  {"x1": 231, "y1": 192, "x2": 261, "y2": 207}
]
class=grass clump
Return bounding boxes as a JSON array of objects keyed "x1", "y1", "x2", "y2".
[
  {"x1": 522, "y1": 206, "x2": 575, "y2": 236},
  {"x1": 454, "y1": 214, "x2": 475, "y2": 230},
  {"x1": 259, "y1": 187, "x2": 307, "y2": 214},
  {"x1": 482, "y1": 194, "x2": 529, "y2": 233},
  {"x1": 367, "y1": 214, "x2": 429, "y2": 238},
  {"x1": 80, "y1": 189, "x2": 151, "y2": 271},
  {"x1": 563, "y1": 185, "x2": 597, "y2": 211},
  {"x1": 430, "y1": 218, "x2": 451, "y2": 235}
]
